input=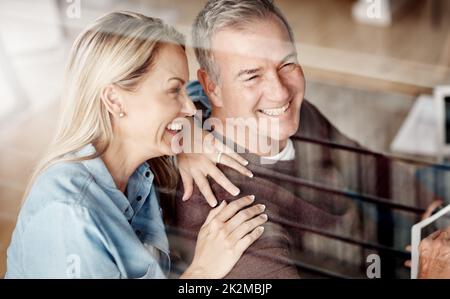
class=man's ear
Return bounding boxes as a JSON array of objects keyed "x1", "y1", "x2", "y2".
[
  {"x1": 100, "y1": 84, "x2": 125, "y2": 117},
  {"x1": 197, "y1": 69, "x2": 223, "y2": 108}
]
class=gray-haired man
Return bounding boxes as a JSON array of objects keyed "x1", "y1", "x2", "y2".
[{"x1": 167, "y1": 0, "x2": 438, "y2": 278}]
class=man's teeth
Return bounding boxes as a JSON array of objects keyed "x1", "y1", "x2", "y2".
[
  {"x1": 166, "y1": 122, "x2": 183, "y2": 131},
  {"x1": 259, "y1": 103, "x2": 289, "y2": 116}
]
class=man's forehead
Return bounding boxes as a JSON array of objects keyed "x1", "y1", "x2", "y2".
[
  {"x1": 211, "y1": 28, "x2": 295, "y2": 64},
  {"x1": 210, "y1": 16, "x2": 294, "y2": 59}
]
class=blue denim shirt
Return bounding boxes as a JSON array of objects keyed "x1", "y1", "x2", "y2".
[
  {"x1": 187, "y1": 80, "x2": 211, "y2": 118},
  {"x1": 5, "y1": 144, "x2": 170, "y2": 278}
]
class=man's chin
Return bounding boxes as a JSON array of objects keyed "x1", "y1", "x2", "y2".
[
  {"x1": 268, "y1": 135, "x2": 293, "y2": 143},
  {"x1": 269, "y1": 125, "x2": 298, "y2": 141}
]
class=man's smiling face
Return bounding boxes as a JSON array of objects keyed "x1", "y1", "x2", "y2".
[{"x1": 210, "y1": 15, "x2": 305, "y2": 143}]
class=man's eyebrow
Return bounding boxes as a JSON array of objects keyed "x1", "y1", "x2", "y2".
[
  {"x1": 280, "y1": 52, "x2": 298, "y2": 64},
  {"x1": 168, "y1": 77, "x2": 186, "y2": 85},
  {"x1": 236, "y1": 68, "x2": 262, "y2": 79},
  {"x1": 235, "y1": 52, "x2": 298, "y2": 79}
]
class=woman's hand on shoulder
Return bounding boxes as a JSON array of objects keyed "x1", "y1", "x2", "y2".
[
  {"x1": 177, "y1": 129, "x2": 253, "y2": 207},
  {"x1": 180, "y1": 195, "x2": 267, "y2": 279}
]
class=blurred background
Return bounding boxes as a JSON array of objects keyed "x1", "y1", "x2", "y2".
[{"x1": 0, "y1": 0, "x2": 449, "y2": 277}]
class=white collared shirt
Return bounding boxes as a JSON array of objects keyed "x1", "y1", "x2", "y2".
[{"x1": 263, "y1": 138, "x2": 295, "y2": 161}]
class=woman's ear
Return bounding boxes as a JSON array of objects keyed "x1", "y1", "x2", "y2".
[
  {"x1": 197, "y1": 69, "x2": 223, "y2": 108},
  {"x1": 100, "y1": 85, "x2": 125, "y2": 118}
]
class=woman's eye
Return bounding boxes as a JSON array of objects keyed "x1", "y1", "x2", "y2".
[{"x1": 170, "y1": 87, "x2": 182, "y2": 94}]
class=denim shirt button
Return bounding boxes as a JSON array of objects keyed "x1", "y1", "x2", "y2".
[
  {"x1": 136, "y1": 195, "x2": 142, "y2": 201},
  {"x1": 145, "y1": 171, "x2": 150, "y2": 178},
  {"x1": 125, "y1": 207, "x2": 133, "y2": 220}
]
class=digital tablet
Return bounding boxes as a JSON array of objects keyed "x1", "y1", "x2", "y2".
[
  {"x1": 435, "y1": 86, "x2": 450, "y2": 159},
  {"x1": 411, "y1": 204, "x2": 450, "y2": 278}
]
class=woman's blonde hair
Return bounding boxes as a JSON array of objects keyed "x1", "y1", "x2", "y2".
[{"x1": 25, "y1": 11, "x2": 185, "y2": 197}]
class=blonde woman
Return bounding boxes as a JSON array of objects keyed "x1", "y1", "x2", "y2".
[{"x1": 5, "y1": 12, "x2": 267, "y2": 279}]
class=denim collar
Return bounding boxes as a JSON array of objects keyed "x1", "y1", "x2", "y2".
[{"x1": 75, "y1": 144, "x2": 154, "y2": 216}]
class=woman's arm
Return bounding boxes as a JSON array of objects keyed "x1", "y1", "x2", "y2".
[{"x1": 16, "y1": 201, "x2": 127, "y2": 278}]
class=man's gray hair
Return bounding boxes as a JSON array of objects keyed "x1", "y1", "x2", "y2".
[{"x1": 192, "y1": 0, "x2": 295, "y2": 83}]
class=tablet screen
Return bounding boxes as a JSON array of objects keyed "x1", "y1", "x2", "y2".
[{"x1": 445, "y1": 96, "x2": 450, "y2": 144}]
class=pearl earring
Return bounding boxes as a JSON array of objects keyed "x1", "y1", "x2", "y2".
[{"x1": 119, "y1": 112, "x2": 125, "y2": 118}]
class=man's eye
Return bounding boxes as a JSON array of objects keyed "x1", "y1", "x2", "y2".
[
  {"x1": 245, "y1": 75, "x2": 259, "y2": 82},
  {"x1": 282, "y1": 63, "x2": 296, "y2": 70}
]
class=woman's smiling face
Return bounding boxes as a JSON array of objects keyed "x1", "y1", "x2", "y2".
[{"x1": 114, "y1": 43, "x2": 196, "y2": 157}]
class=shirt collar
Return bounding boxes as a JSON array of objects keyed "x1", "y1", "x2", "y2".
[
  {"x1": 211, "y1": 131, "x2": 296, "y2": 164},
  {"x1": 75, "y1": 144, "x2": 154, "y2": 215},
  {"x1": 261, "y1": 138, "x2": 295, "y2": 162}
]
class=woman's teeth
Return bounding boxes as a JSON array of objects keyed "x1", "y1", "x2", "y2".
[
  {"x1": 166, "y1": 122, "x2": 183, "y2": 131},
  {"x1": 259, "y1": 103, "x2": 290, "y2": 116}
]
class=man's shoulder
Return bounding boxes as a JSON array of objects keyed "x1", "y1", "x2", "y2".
[
  {"x1": 297, "y1": 99, "x2": 359, "y2": 147},
  {"x1": 297, "y1": 99, "x2": 332, "y2": 139}
]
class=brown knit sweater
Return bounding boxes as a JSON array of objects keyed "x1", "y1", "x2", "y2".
[{"x1": 163, "y1": 100, "x2": 439, "y2": 279}]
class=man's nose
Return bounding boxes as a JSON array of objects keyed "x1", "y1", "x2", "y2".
[{"x1": 265, "y1": 72, "x2": 290, "y2": 103}]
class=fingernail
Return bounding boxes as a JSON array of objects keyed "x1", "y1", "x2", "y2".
[
  {"x1": 258, "y1": 226, "x2": 265, "y2": 233},
  {"x1": 243, "y1": 160, "x2": 249, "y2": 166},
  {"x1": 248, "y1": 172, "x2": 254, "y2": 178},
  {"x1": 249, "y1": 195, "x2": 255, "y2": 202},
  {"x1": 211, "y1": 200, "x2": 218, "y2": 207},
  {"x1": 233, "y1": 189, "x2": 240, "y2": 196},
  {"x1": 260, "y1": 204, "x2": 266, "y2": 211},
  {"x1": 182, "y1": 195, "x2": 188, "y2": 201},
  {"x1": 261, "y1": 214, "x2": 268, "y2": 220}
]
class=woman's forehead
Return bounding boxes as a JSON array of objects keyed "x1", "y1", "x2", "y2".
[{"x1": 151, "y1": 44, "x2": 189, "y2": 80}]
